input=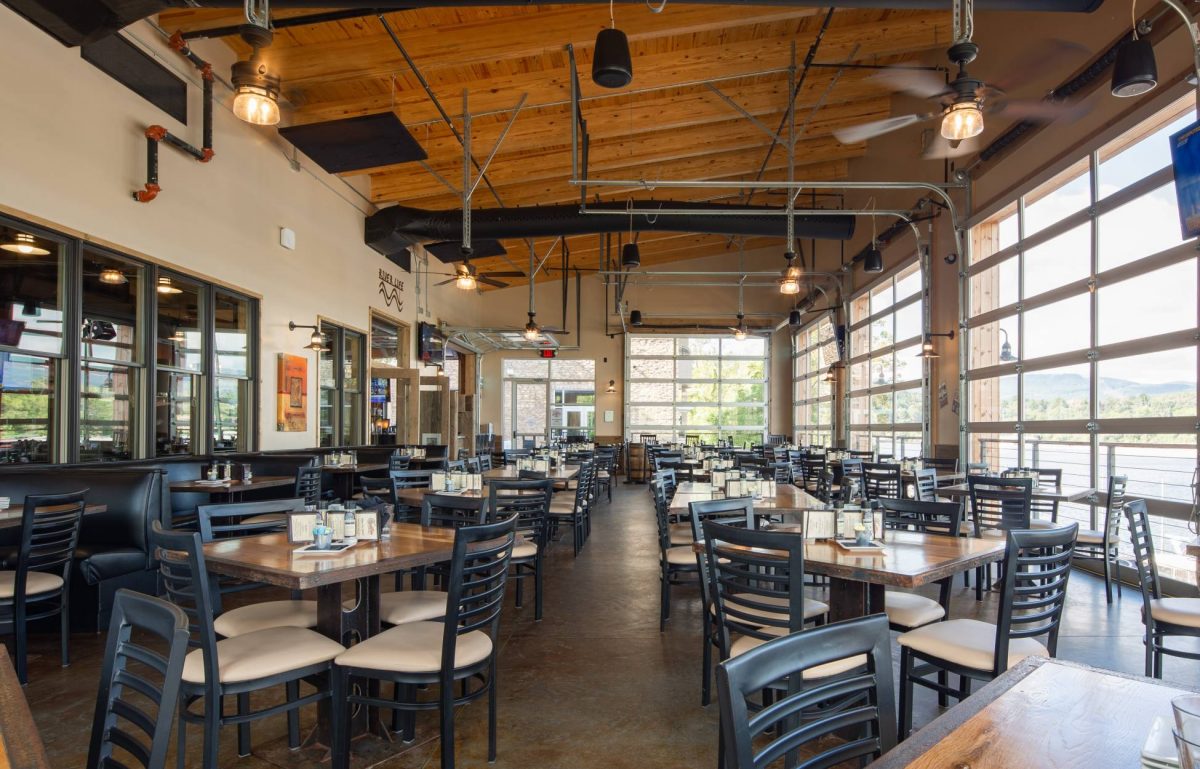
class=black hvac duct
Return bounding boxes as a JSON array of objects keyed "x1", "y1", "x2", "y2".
[
  {"x1": 3, "y1": 0, "x2": 1103, "y2": 47},
  {"x1": 364, "y1": 201, "x2": 856, "y2": 257}
]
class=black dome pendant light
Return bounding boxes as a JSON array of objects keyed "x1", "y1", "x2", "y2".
[
  {"x1": 622, "y1": 203, "x2": 641, "y2": 269},
  {"x1": 593, "y1": 0, "x2": 633, "y2": 88}
]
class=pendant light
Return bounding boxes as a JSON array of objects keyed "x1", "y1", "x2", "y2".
[
  {"x1": 231, "y1": 5, "x2": 281, "y2": 126},
  {"x1": 1112, "y1": 1, "x2": 1158, "y2": 98},
  {"x1": 1, "y1": 233, "x2": 50, "y2": 256},
  {"x1": 863, "y1": 198, "x2": 883, "y2": 272},
  {"x1": 999, "y1": 328, "x2": 1017, "y2": 362},
  {"x1": 98, "y1": 268, "x2": 127, "y2": 285},
  {"x1": 522, "y1": 243, "x2": 542, "y2": 341},
  {"x1": 788, "y1": 309, "x2": 802, "y2": 327},
  {"x1": 940, "y1": 100, "x2": 985, "y2": 141},
  {"x1": 622, "y1": 243, "x2": 641, "y2": 269},
  {"x1": 592, "y1": 0, "x2": 632, "y2": 88},
  {"x1": 732, "y1": 315, "x2": 749, "y2": 341},
  {"x1": 156, "y1": 276, "x2": 182, "y2": 295},
  {"x1": 630, "y1": 309, "x2": 643, "y2": 326},
  {"x1": 523, "y1": 312, "x2": 542, "y2": 342}
]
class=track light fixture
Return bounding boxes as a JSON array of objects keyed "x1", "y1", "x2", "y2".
[
  {"x1": 289, "y1": 321, "x2": 329, "y2": 352},
  {"x1": 592, "y1": 0, "x2": 632, "y2": 88}
]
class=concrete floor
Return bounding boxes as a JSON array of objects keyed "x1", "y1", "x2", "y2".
[{"x1": 14, "y1": 482, "x2": 1200, "y2": 768}]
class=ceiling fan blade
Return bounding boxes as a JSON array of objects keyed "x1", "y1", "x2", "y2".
[
  {"x1": 480, "y1": 271, "x2": 526, "y2": 278},
  {"x1": 834, "y1": 114, "x2": 932, "y2": 144},
  {"x1": 871, "y1": 65, "x2": 950, "y2": 99},
  {"x1": 477, "y1": 277, "x2": 509, "y2": 288},
  {"x1": 923, "y1": 134, "x2": 983, "y2": 160},
  {"x1": 435, "y1": 277, "x2": 458, "y2": 286},
  {"x1": 988, "y1": 39, "x2": 1089, "y2": 94}
]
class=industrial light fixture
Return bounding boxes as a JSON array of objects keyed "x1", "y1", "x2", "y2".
[
  {"x1": 524, "y1": 312, "x2": 542, "y2": 342},
  {"x1": 98, "y1": 268, "x2": 127, "y2": 285},
  {"x1": 779, "y1": 251, "x2": 801, "y2": 295},
  {"x1": 592, "y1": 0, "x2": 632, "y2": 88},
  {"x1": 156, "y1": 276, "x2": 182, "y2": 295},
  {"x1": 289, "y1": 321, "x2": 329, "y2": 352},
  {"x1": 998, "y1": 327, "x2": 1017, "y2": 362},
  {"x1": 455, "y1": 271, "x2": 477, "y2": 291},
  {"x1": 231, "y1": 4, "x2": 280, "y2": 126},
  {"x1": 1, "y1": 233, "x2": 50, "y2": 256},
  {"x1": 1111, "y1": 35, "x2": 1158, "y2": 96},
  {"x1": 606, "y1": 379, "x2": 617, "y2": 394},
  {"x1": 732, "y1": 313, "x2": 749, "y2": 341},
  {"x1": 622, "y1": 242, "x2": 641, "y2": 269},
  {"x1": 823, "y1": 366, "x2": 836, "y2": 383},
  {"x1": 630, "y1": 309, "x2": 643, "y2": 326},
  {"x1": 918, "y1": 329, "x2": 956, "y2": 358},
  {"x1": 940, "y1": 100, "x2": 985, "y2": 141},
  {"x1": 788, "y1": 309, "x2": 802, "y2": 327}
]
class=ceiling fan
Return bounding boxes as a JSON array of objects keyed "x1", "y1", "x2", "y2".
[
  {"x1": 833, "y1": 0, "x2": 1084, "y2": 159},
  {"x1": 433, "y1": 247, "x2": 524, "y2": 291}
]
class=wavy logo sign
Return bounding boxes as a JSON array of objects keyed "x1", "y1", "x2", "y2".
[{"x1": 378, "y1": 268, "x2": 405, "y2": 310}]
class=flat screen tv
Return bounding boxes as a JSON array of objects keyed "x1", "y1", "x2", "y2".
[{"x1": 418, "y1": 322, "x2": 446, "y2": 366}]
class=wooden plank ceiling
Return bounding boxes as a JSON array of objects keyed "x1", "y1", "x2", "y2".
[{"x1": 160, "y1": 5, "x2": 954, "y2": 286}]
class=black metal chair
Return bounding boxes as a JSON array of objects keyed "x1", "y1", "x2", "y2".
[
  {"x1": 920, "y1": 456, "x2": 959, "y2": 474},
  {"x1": 1003, "y1": 466, "x2": 1062, "y2": 528},
  {"x1": 87, "y1": 589, "x2": 190, "y2": 769},
  {"x1": 897, "y1": 524, "x2": 1078, "y2": 737},
  {"x1": 389, "y1": 453, "x2": 412, "y2": 472},
  {"x1": 967, "y1": 474, "x2": 1033, "y2": 600},
  {"x1": 549, "y1": 461, "x2": 592, "y2": 556},
  {"x1": 717, "y1": 614, "x2": 897, "y2": 769},
  {"x1": 595, "y1": 448, "x2": 617, "y2": 502},
  {"x1": 862, "y1": 461, "x2": 903, "y2": 502},
  {"x1": 765, "y1": 462, "x2": 793, "y2": 484},
  {"x1": 0, "y1": 490, "x2": 86, "y2": 683},
  {"x1": 195, "y1": 498, "x2": 303, "y2": 541},
  {"x1": 652, "y1": 480, "x2": 698, "y2": 632},
  {"x1": 478, "y1": 453, "x2": 494, "y2": 472},
  {"x1": 503, "y1": 448, "x2": 531, "y2": 464},
  {"x1": 1075, "y1": 474, "x2": 1127, "y2": 603},
  {"x1": 330, "y1": 515, "x2": 518, "y2": 769},
  {"x1": 152, "y1": 522, "x2": 343, "y2": 769},
  {"x1": 800, "y1": 456, "x2": 825, "y2": 494},
  {"x1": 391, "y1": 469, "x2": 435, "y2": 522},
  {"x1": 294, "y1": 466, "x2": 322, "y2": 507},
  {"x1": 879, "y1": 498, "x2": 963, "y2": 632},
  {"x1": 489, "y1": 478, "x2": 554, "y2": 620},
  {"x1": 913, "y1": 468, "x2": 939, "y2": 501},
  {"x1": 1126, "y1": 499, "x2": 1200, "y2": 678}
]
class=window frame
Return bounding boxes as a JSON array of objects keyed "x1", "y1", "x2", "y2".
[{"x1": 318, "y1": 320, "x2": 367, "y2": 448}]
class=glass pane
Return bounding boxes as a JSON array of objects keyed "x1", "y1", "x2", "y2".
[
  {"x1": 720, "y1": 382, "x2": 764, "y2": 402},
  {"x1": 850, "y1": 294, "x2": 870, "y2": 325},
  {"x1": 677, "y1": 337, "x2": 719, "y2": 356},
  {"x1": 156, "y1": 275, "x2": 202, "y2": 372},
  {"x1": 82, "y1": 249, "x2": 140, "y2": 364},
  {"x1": 155, "y1": 371, "x2": 196, "y2": 456},
  {"x1": 676, "y1": 405, "x2": 719, "y2": 426},
  {"x1": 1025, "y1": 436, "x2": 1092, "y2": 489},
  {"x1": 850, "y1": 324, "x2": 869, "y2": 359},
  {"x1": 1024, "y1": 363, "x2": 1090, "y2": 420},
  {"x1": 850, "y1": 360, "x2": 869, "y2": 393},
  {"x1": 870, "y1": 281, "x2": 894, "y2": 316},
  {"x1": 894, "y1": 301, "x2": 922, "y2": 344},
  {"x1": 550, "y1": 359, "x2": 596, "y2": 380},
  {"x1": 1023, "y1": 223, "x2": 1090, "y2": 298},
  {"x1": 502, "y1": 359, "x2": 549, "y2": 379},
  {"x1": 630, "y1": 382, "x2": 673, "y2": 402},
  {"x1": 968, "y1": 431, "x2": 1019, "y2": 471},
  {"x1": 719, "y1": 405, "x2": 765, "y2": 427},
  {"x1": 371, "y1": 317, "x2": 401, "y2": 368},
  {"x1": 343, "y1": 331, "x2": 362, "y2": 393},
  {"x1": 1098, "y1": 105, "x2": 1192, "y2": 195},
  {"x1": 870, "y1": 393, "x2": 893, "y2": 425},
  {"x1": 213, "y1": 376, "x2": 247, "y2": 452},
  {"x1": 678, "y1": 359, "x2": 722, "y2": 380},
  {"x1": 870, "y1": 314, "x2": 892, "y2": 351},
  {"x1": 870, "y1": 354, "x2": 893, "y2": 386},
  {"x1": 969, "y1": 317, "x2": 1019, "y2": 369},
  {"x1": 850, "y1": 396, "x2": 869, "y2": 426},
  {"x1": 342, "y1": 392, "x2": 361, "y2": 445},
  {"x1": 719, "y1": 360, "x2": 764, "y2": 380},
  {"x1": 676, "y1": 382, "x2": 718, "y2": 402},
  {"x1": 721, "y1": 337, "x2": 766, "y2": 357},
  {"x1": 1098, "y1": 260, "x2": 1197, "y2": 346},
  {"x1": 629, "y1": 336, "x2": 674, "y2": 356},
  {"x1": 0, "y1": 352, "x2": 54, "y2": 463},
  {"x1": 0, "y1": 224, "x2": 63, "y2": 356},
  {"x1": 969, "y1": 257, "x2": 1019, "y2": 316},
  {"x1": 215, "y1": 292, "x2": 251, "y2": 377},
  {"x1": 969, "y1": 375, "x2": 1018, "y2": 422},
  {"x1": 894, "y1": 262, "x2": 921, "y2": 302},
  {"x1": 1024, "y1": 162, "x2": 1090, "y2": 236},
  {"x1": 319, "y1": 388, "x2": 335, "y2": 448},
  {"x1": 629, "y1": 358, "x2": 673, "y2": 379},
  {"x1": 1098, "y1": 182, "x2": 1187, "y2": 271},
  {"x1": 80, "y1": 362, "x2": 135, "y2": 461},
  {"x1": 894, "y1": 388, "x2": 922, "y2": 424},
  {"x1": 1101, "y1": 433, "x2": 1197, "y2": 504},
  {"x1": 1098, "y1": 348, "x2": 1197, "y2": 418},
  {"x1": 1023, "y1": 293, "x2": 1090, "y2": 360},
  {"x1": 893, "y1": 344, "x2": 921, "y2": 383},
  {"x1": 629, "y1": 405, "x2": 673, "y2": 425}
]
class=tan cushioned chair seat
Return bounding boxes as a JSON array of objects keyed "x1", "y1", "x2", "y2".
[
  {"x1": 214, "y1": 599, "x2": 318, "y2": 638},
  {"x1": 511, "y1": 538, "x2": 538, "y2": 559},
  {"x1": 665, "y1": 546, "x2": 697, "y2": 566},
  {"x1": 378, "y1": 590, "x2": 448, "y2": 625},
  {"x1": 1076, "y1": 528, "x2": 1106, "y2": 544},
  {"x1": 549, "y1": 501, "x2": 575, "y2": 515},
  {"x1": 897, "y1": 618, "x2": 1048, "y2": 672},
  {"x1": 335, "y1": 620, "x2": 493, "y2": 673},
  {"x1": 0, "y1": 570, "x2": 63, "y2": 599},
  {"x1": 721, "y1": 593, "x2": 829, "y2": 623},
  {"x1": 1150, "y1": 598, "x2": 1200, "y2": 628},
  {"x1": 730, "y1": 629, "x2": 866, "y2": 679},
  {"x1": 1029, "y1": 519, "x2": 1059, "y2": 530},
  {"x1": 183, "y1": 626, "x2": 343, "y2": 684},
  {"x1": 669, "y1": 524, "x2": 692, "y2": 546},
  {"x1": 882, "y1": 591, "x2": 944, "y2": 629}
]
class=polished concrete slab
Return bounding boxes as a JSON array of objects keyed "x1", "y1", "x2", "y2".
[{"x1": 13, "y1": 482, "x2": 1200, "y2": 768}]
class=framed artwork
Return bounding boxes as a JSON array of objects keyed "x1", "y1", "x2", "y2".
[{"x1": 277, "y1": 353, "x2": 307, "y2": 432}]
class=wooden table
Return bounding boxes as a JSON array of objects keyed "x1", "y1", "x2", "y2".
[
  {"x1": 169, "y1": 475, "x2": 295, "y2": 499},
  {"x1": 872, "y1": 656, "x2": 1197, "y2": 769},
  {"x1": 936, "y1": 483, "x2": 1096, "y2": 504},
  {"x1": 0, "y1": 502, "x2": 107, "y2": 531},
  {"x1": 321, "y1": 463, "x2": 389, "y2": 500},
  {"x1": 669, "y1": 482, "x2": 825, "y2": 517},
  {"x1": 201, "y1": 522, "x2": 472, "y2": 744},
  {"x1": 483, "y1": 464, "x2": 580, "y2": 483},
  {"x1": 0, "y1": 648, "x2": 49, "y2": 769}
]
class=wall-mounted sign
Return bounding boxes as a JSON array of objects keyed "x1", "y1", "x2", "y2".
[
  {"x1": 378, "y1": 268, "x2": 405, "y2": 309},
  {"x1": 1170, "y1": 118, "x2": 1200, "y2": 238}
]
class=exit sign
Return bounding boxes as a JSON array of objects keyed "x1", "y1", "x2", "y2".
[{"x1": 538, "y1": 348, "x2": 557, "y2": 358}]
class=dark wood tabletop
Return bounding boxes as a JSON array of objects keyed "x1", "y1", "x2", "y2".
[
  {"x1": 0, "y1": 502, "x2": 107, "y2": 531},
  {"x1": 201, "y1": 522, "x2": 467, "y2": 591},
  {"x1": 484, "y1": 464, "x2": 580, "y2": 482},
  {"x1": 320, "y1": 463, "x2": 389, "y2": 474},
  {"x1": 871, "y1": 656, "x2": 1197, "y2": 769},
  {"x1": 0, "y1": 647, "x2": 49, "y2": 769},
  {"x1": 799, "y1": 529, "x2": 1006, "y2": 589},
  {"x1": 936, "y1": 482, "x2": 1096, "y2": 503},
  {"x1": 670, "y1": 482, "x2": 825, "y2": 517},
  {"x1": 169, "y1": 475, "x2": 295, "y2": 493}
]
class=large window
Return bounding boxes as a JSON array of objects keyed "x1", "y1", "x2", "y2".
[
  {"x1": 847, "y1": 261, "x2": 924, "y2": 458},
  {"x1": 625, "y1": 335, "x2": 769, "y2": 446},
  {"x1": 792, "y1": 315, "x2": 835, "y2": 447},
  {"x1": 319, "y1": 323, "x2": 365, "y2": 447},
  {"x1": 501, "y1": 358, "x2": 596, "y2": 447},
  {"x1": 966, "y1": 93, "x2": 1199, "y2": 581},
  {"x1": 0, "y1": 216, "x2": 258, "y2": 462}
]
